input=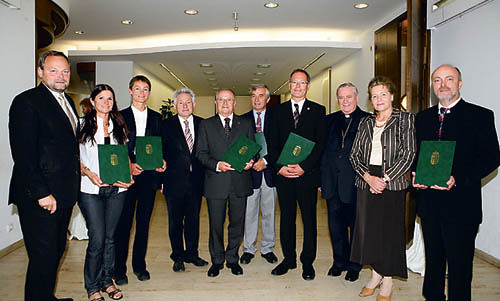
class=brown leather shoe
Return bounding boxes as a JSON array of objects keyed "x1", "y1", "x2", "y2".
[
  {"x1": 359, "y1": 282, "x2": 381, "y2": 297},
  {"x1": 376, "y1": 288, "x2": 393, "y2": 301}
]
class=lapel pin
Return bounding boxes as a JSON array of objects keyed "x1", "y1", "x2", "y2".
[{"x1": 307, "y1": 107, "x2": 310, "y2": 111}]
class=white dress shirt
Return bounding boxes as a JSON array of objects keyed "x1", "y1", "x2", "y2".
[
  {"x1": 290, "y1": 98, "x2": 306, "y2": 114},
  {"x1": 131, "y1": 105, "x2": 148, "y2": 137},
  {"x1": 253, "y1": 109, "x2": 266, "y2": 133},
  {"x1": 178, "y1": 114, "x2": 195, "y2": 141}
]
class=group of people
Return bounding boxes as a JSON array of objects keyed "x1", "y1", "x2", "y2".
[{"x1": 8, "y1": 50, "x2": 499, "y2": 301}]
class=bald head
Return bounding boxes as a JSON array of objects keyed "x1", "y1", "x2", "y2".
[{"x1": 431, "y1": 64, "x2": 463, "y2": 106}]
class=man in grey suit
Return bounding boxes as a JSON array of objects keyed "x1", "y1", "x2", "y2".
[{"x1": 196, "y1": 89, "x2": 255, "y2": 277}]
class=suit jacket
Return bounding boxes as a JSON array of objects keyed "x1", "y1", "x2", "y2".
[
  {"x1": 415, "y1": 99, "x2": 500, "y2": 224},
  {"x1": 320, "y1": 107, "x2": 369, "y2": 202},
  {"x1": 9, "y1": 83, "x2": 80, "y2": 209},
  {"x1": 161, "y1": 114, "x2": 204, "y2": 198},
  {"x1": 242, "y1": 109, "x2": 274, "y2": 189},
  {"x1": 195, "y1": 114, "x2": 254, "y2": 199},
  {"x1": 268, "y1": 99, "x2": 326, "y2": 188},
  {"x1": 120, "y1": 106, "x2": 163, "y2": 190}
]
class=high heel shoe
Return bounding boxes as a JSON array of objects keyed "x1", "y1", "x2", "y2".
[
  {"x1": 376, "y1": 288, "x2": 393, "y2": 301},
  {"x1": 359, "y1": 280, "x2": 381, "y2": 297}
]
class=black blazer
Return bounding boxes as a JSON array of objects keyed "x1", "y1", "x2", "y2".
[
  {"x1": 120, "y1": 106, "x2": 163, "y2": 190},
  {"x1": 415, "y1": 99, "x2": 500, "y2": 224},
  {"x1": 161, "y1": 114, "x2": 204, "y2": 198},
  {"x1": 320, "y1": 107, "x2": 369, "y2": 202},
  {"x1": 195, "y1": 114, "x2": 254, "y2": 199},
  {"x1": 268, "y1": 99, "x2": 326, "y2": 188},
  {"x1": 242, "y1": 109, "x2": 274, "y2": 189},
  {"x1": 9, "y1": 83, "x2": 80, "y2": 209}
]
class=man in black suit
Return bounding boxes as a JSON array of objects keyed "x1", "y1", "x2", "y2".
[
  {"x1": 240, "y1": 84, "x2": 278, "y2": 265},
  {"x1": 114, "y1": 75, "x2": 166, "y2": 285},
  {"x1": 195, "y1": 89, "x2": 255, "y2": 277},
  {"x1": 162, "y1": 88, "x2": 208, "y2": 272},
  {"x1": 268, "y1": 69, "x2": 326, "y2": 280},
  {"x1": 413, "y1": 64, "x2": 500, "y2": 301},
  {"x1": 320, "y1": 83, "x2": 368, "y2": 282},
  {"x1": 9, "y1": 51, "x2": 79, "y2": 301}
]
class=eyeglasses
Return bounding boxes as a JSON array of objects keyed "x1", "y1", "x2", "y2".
[{"x1": 290, "y1": 81, "x2": 308, "y2": 86}]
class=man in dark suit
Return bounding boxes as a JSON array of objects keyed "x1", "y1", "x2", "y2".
[
  {"x1": 320, "y1": 83, "x2": 368, "y2": 282},
  {"x1": 268, "y1": 69, "x2": 326, "y2": 280},
  {"x1": 195, "y1": 89, "x2": 255, "y2": 277},
  {"x1": 413, "y1": 64, "x2": 500, "y2": 301},
  {"x1": 162, "y1": 88, "x2": 208, "y2": 273},
  {"x1": 114, "y1": 75, "x2": 166, "y2": 285},
  {"x1": 9, "y1": 51, "x2": 79, "y2": 301},
  {"x1": 240, "y1": 84, "x2": 278, "y2": 265}
]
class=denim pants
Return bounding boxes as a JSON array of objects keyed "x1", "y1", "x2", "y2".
[{"x1": 79, "y1": 187, "x2": 126, "y2": 295}]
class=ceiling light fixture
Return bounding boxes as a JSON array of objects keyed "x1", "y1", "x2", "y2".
[
  {"x1": 159, "y1": 63, "x2": 188, "y2": 88},
  {"x1": 251, "y1": 78, "x2": 261, "y2": 81},
  {"x1": 209, "y1": 83, "x2": 218, "y2": 86},
  {"x1": 264, "y1": 2, "x2": 279, "y2": 9},
  {"x1": 74, "y1": 30, "x2": 85, "y2": 35},
  {"x1": 203, "y1": 71, "x2": 215, "y2": 75},
  {"x1": 233, "y1": 12, "x2": 239, "y2": 31},
  {"x1": 257, "y1": 64, "x2": 271, "y2": 68},
  {"x1": 272, "y1": 52, "x2": 326, "y2": 94},
  {"x1": 212, "y1": 87, "x2": 220, "y2": 90},
  {"x1": 207, "y1": 78, "x2": 217, "y2": 81},
  {"x1": 354, "y1": 3, "x2": 369, "y2": 9},
  {"x1": 200, "y1": 63, "x2": 213, "y2": 68},
  {"x1": 121, "y1": 19, "x2": 134, "y2": 25},
  {"x1": 184, "y1": 9, "x2": 199, "y2": 15},
  {"x1": 254, "y1": 72, "x2": 266, "y2": 76}
]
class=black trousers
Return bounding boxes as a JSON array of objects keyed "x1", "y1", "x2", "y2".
[
  {"x1": 206, "y1": 193, "x2": 246, "y2": 265},
  {"x1": 276, "y1": 180, "x2": 318, "y2": 266},
  {"x1": 421, "y1": 215, "x2": 478, "y2": 301},
  {"x1": 17, "y1": 202, "x2": 72, "y2": 301},
  {"x1": 165, "y1": 190, "x2": 203, "y2": 262},
  {"x1": 114, "y1": 175, "x2": 156, "y2": 276},
  {"x1": 326, "y1": 197, "x2": 361, "y2": 272}
]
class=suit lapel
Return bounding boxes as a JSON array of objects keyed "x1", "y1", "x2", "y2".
[
  {"x1": 39, "y1": 84, "x2": 76, "y2": 137},
  {"x1": 145, "y1": 108, "x2": 153, "y2": 136},
  {"x1": 173, "y1": 115, "x2": 191, "y2": 153},
  {"x1": 229, "y1": 115, "x2": 242, "y2": 144}
]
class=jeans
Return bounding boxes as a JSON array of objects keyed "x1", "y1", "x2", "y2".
[{"x1": 79, "y1": 187, "x2": 126, "y2": 295}]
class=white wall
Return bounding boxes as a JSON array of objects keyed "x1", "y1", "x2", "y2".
[
  {"x1": 431, "y1": 0, "x2": 500, "y2": 260},
  {"x1": 0, "y1": 0, "x2": 35, "y2": 251},
  {"x1": 133, "y1": 64, "x2": 175, "y2": 113},
  {"x1": 95, "y1": 61, "x2": 133, "y2": 110}
]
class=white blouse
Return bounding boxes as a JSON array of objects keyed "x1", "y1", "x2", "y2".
[
  {"x1": 80, "y1": 117, "x2": 127, "y2": 194},
  {"x1": 369, "y1": 125, "x2": 384, "y2": 166}
]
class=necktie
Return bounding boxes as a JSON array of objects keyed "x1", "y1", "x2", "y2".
[
  {"x1": 256, "y1": 112, "x2": 262, "y2": 133},
  {"x1": 184, "y1": 120, "x2": 194, "y2": 152},
  {"x1": 293, "y1": 103, "x2": 300, "y2": 128},
  {"x1": 438, "y1": 107, "x2": 449, "y2": 140},
  {"x1": 224, "y1": 117, "x2": 231, "y2": 139},
  {"x1": 58, "y1": 94, "x2": 76, "y2": 135}
]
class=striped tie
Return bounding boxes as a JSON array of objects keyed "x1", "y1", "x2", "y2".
[
  {"x1": 438, "y1": 107, "x2": 449, "y2": 140},
  {"x1": 184, "y1": 120, "x2": 194, "y2": 152},
  {"x1": 58, "y1": 94, "x2": 76, "y2": 135},
  {"x1": 293, "y1": 103, "x2": 300, "y2": 128},
  {"x1": 256, "y1": 112, "x2": 262, "y2": 132},
  {"x1": 224, "y1": 117, "x2": 231, "y2": 139}
]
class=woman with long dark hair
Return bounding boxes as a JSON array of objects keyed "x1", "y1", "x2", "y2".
[{"x1": 79, "y1": 84, "x2": 133, "y2": 301}]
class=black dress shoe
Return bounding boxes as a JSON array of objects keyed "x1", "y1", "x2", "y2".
[
  {"x1": 302, "y1": 265, "x2": 315, "y2": 280},
  {"x1": 226, "y1": 262, "x2": 244, "y2": 275},
  {"x1": 261, "y1": 252, "x2": 278, "y2": 264},
  {"x1": 327, "y1": 265, "x2": 344, "y2": 277},
  {"x1": 271, "y1": 261, "x2": 297, "y2": 276},
  {"x1": 56, "y1": 298, "x2": 74, "y2": 301},
  {"x1": 114, "y1": 275, "x2": 128, "y2": 286},
  {"x1": 185, "y1": 257, "x2": 209, "y2": 267},
  {"x1": 173, "y1": 261, "x2": 185, "y2": 272},
  {"x1": 133, "y1": 270, "x2": 151, "y2": 281},
  {"x1": 240, "y1": 252, "x2": 254, "y2": 264},
  {"x1": 207, "y1": 263, "x2": 223, "y2": 277},
  {"x1": 345, "y1": 270, "x2": 359, "y2": 282}
]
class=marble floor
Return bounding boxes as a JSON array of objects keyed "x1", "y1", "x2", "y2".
[{"x1": 1, "y1": 192, "x2": 500, "y2": 300}]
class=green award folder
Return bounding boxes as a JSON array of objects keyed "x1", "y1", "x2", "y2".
[
  {"x1": 136, "y1": 136, "x2": 163, "y2": 170},
  {"x1": 414, "y1": 140, "x2": 456, "y2": 187},
  {"x1": 255, "y1": 132, "x2": 268, "y2": 157},
  {"x1": 220, "y1": 135, "x2": 262, "y2": 173},
  {"x1": 98, "y1": 144, "x2": 131, "y2": 184},
  {"x1": 277, "y1": 133, "x2": 316, "y2": 165}
]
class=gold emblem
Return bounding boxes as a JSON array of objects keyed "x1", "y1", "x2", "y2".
[
  {"x1": 238, "y1": 145, "x2": 248, "y2": 155},
  {"x1": 430, "y1": 151, "x2": 439, "y2": 165},
  {"x1": 110, "y1": 154, "x2": 118, "y2": 166},
  {"x1": 145, "y1": 144, "x2": 153, "y2": 155},
  {"x1": 292, "y1": 145, "x2": 302, "y2": 156}
]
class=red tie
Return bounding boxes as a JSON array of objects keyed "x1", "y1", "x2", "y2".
[
  {"x1": 256, "y1": 112, "x2": 262, "y2": 133},
  {"x1": 184, "y1": 120, "x2": 194, "y2": 152}
]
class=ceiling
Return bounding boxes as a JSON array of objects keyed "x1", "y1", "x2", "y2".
[{"x1": 57, "y1": 0, "x2": 405, "y2": 95}]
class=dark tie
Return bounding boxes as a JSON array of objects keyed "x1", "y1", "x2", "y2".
[
  {"x1": 224, "y1": 117, "x2": 231, "y2": 138},
  {"x1": 438, "y1": 107, "x2": 449, "y2": 140},
  {"x1": 184, "y1": 120, "x2": 194, "y2": 152},
  {"x1": 256, "y1": 112, "x2": 262, "y2": 133},
  {"x1": 293, "y1": 103, "x2": 300, "y2": 128}
]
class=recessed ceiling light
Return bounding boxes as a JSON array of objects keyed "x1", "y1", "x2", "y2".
[
  {"x1": 207, "y1": 78, "x2": 217, "y2": 81},
  {"x1": 200, "y1": 63, "x2": 213, "y2": 68},
  {"x1": 184, "y1": 9, "x2": 198, "y2": 15},
  {"x1": 212, "y1": 87, "x2": 219, "y2": 90},
  {"x1": 121, "y1": 19, "x2": 134, "y2": 25},
  {"x1": 264, "y1": 2, "x2": 279, "y2": 9},
  {"x1": 203, "y1": 71, "x2": 215, "y2": 75},
  {"x1": 74, "y1": 30, "x2": 85, "y2": 35},
  {"x1": 254, "y1": 72, "x2": 266, "y2": 76},
  {"x1": 354, "y1": 3, "x2": 369, "y2": 9},
  {"x1": 251, "y1": 78, "x2": 261, "y2": 81},
  {"x1": 257, "y1": 64, "x2": 271, "y2": 68},
  {"x1": 209, "y1": 83, "x2": 218, "y2": 86}
]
